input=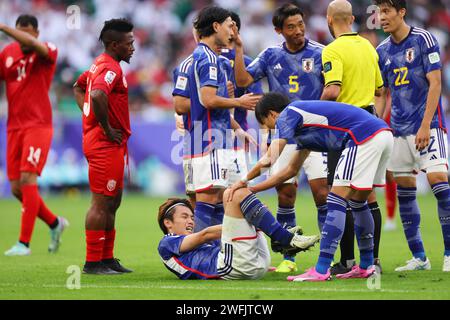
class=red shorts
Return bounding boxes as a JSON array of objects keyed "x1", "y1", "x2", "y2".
[
  {"x1": 7, "y1": 127, "x2": 53, "y2": 181},
  {"x1": 85, "y1": 144, "x2": 126, "y2": 197}
]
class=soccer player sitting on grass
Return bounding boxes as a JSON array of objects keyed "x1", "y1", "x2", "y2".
[
  {"x1": 228, "y1": 93, "x2": 394, "y2": 281},
  {"x1": 157, "y1": 191, "x2": 320, "y2": 280}
]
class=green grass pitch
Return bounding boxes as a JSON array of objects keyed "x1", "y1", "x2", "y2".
[{"x1": 0, "y1": 192, "x2": 449, "y2": 300}]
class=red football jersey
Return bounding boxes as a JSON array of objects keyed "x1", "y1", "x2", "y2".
[
  {"x1": 76, "y1": 53, "x2": 131, "y2": 149},
  {"x1": 0, "y1": 42, "x2": 57, "y2": 130}
]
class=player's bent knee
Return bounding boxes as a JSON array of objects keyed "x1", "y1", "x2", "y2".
[{"x1": 231, "y1": 187, "x2": 252, "y2": 203}]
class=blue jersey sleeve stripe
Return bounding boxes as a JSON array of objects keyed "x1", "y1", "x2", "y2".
[
  {"x1": 414, "y1": 28, "x2": 436, "y2": 46},
  {"x1": 412, "y1": 29, "x2": 435, "y2": 49}
]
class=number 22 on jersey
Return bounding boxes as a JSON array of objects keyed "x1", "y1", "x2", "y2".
[{"x1": 394, "y1": 67, "x2": 410, "y2": 86}]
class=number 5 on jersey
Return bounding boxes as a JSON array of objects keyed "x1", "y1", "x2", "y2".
[{"x1": 289, "y1": 75, "x2": 300, "y2": 93}]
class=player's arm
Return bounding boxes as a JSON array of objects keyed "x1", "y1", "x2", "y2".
[
  {"x1": 0, "y1": 23, "x2": 50, "y2": 59},
  {"x1": 90, "y1": 89, "x2": 123, "y2": 145},
  {"x1": 227, "y1": 138, "x2": 287, "y2": 202},
  {"x1": 173, "y1": 95, "x2": 190, "y2": 115},
  {"x1": 374, "y1": 86, "x2": 387, "y2": 119},
  {"x1": 416, "y1": 69, "x2": 442, "y2": 151},
  {"x1": 179, "y1": 225, "x2": 222, "y2": 253},
  {"x1": 249, "y1": 149, "x2": 310, "y2": 193},
  {"x1": 320, "y1": 46, "x2": 343, "y2": 101},
  {"x1": 73, "y1": 71, "x2": 88, "y2": 112},
  {"x1": 232, "y1": 26, "x2": 255, "y2": 88},
  {"x1": 231, "y1": 116, "x2": 258, "y2": 148},
  {"x1": 200, "y1": 86, "x2": 259, "y2": 110}
]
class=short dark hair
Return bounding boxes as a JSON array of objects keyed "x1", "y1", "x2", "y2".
[
  {"x1": 16, "y1": 14, "x2": 38, "y2": 30},
  {"x1": 374, "y1": 0, "x2": 407, "y2": 12},
  {"x1": 158, "y1": 198, "x2": 194, "y2": 234},
  {"x1": 99, "y1": 18, "x2": 134, "y2": 46},
  {"x1": 230, "y1": 11, "x2": 241, "y2": 31},
  {"x1": 272, "y1": 3, "x2": 304, "y2": 29},
  {"x1": 255, "y1": 93, "x2": 290, "y2": 124},
  {"x1": 193, "y1": 6, "x2": 231, "y2": 38}
]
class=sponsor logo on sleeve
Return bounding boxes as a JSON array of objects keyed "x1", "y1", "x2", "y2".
[
  {"x1": 104, "y1": 70, "x2": 117, "y2": 85},
  {"x1": 428, "y1": 52, "x2": 440, "y2": 64},
  {"x1": 209, "y1": 66, "x2": 217, "y2": 81},
  {"x1": 5, "y1": 57, "x2": 13, "y2": 68},
  {"x1": 324, "y1": 61, "x2": 332, "y2": 73},
  {"x1": 175, "y1": 76, "x2": 188, "y2": 90}
]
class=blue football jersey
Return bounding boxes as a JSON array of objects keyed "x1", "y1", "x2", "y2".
[
  {"x1": 247, "y1": 39, "x2": 325, "y2": 101},
  {"x1": 158, "y1": 234, "x2": 221, "y2": 280},
  {"x1": 221, "y1": 48, "x2": 264, "y2": 131},
  {"x1": 187, "y1": 43, "x2": 232, "y2": 157},
  {"x1": 275, "y1": 100, "x2": 390, "y2": 152},
  {"x1": 172, "y1": 55, "x2": 193, "y2": 157},
  {"x1": 377, "y1": 27, "x2": 445, "y2": 137}
]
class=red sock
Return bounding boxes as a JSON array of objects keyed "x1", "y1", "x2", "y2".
[
  {"x1": 102, "y1": 229, "x2": 116, "y2": 260},
  {"x1": 19, "y1": 185, "x2": 41, "y2": 244},
  {"x1": 86, "y1": 230, "x2": 105, "y2": 263},
  {"x1": 385, "y1": 180, "x2": 397, "y2": 219},
  {"x1": 38, "y1": 197, "x2": 58, "y2": 227}
]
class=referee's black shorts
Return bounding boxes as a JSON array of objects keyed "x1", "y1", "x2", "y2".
[{"x1": 327, "y1": 105, "x2": 378, "y2": 186}]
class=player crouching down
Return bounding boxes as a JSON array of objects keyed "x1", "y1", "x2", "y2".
[{"x1": 157, "y1": 190, "x2": 320, "y2": 280}]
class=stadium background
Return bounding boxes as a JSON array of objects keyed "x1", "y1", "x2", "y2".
[{"x1": 0, "y1": 0, "x2": 450, "y2": 198}]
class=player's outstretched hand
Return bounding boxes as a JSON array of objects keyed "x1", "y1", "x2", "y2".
[
  {"x1": 415, "y1": 125, "x2": 430, "y2": 151},
  {"x1": 226, "y1": 181, "x2": 247, "y2": 203},
  {"x1": 237, "y1": 93, "x2": 261, "y2": 111},
  {"x1": 105, "y1": 126, "x2": 123, "y2": 145}
]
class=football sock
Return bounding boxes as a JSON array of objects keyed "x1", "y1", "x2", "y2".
[
  {"x1": 211, "y1": 202, "x2": 224, "y2": 226},
  {"x1": 349, "y1": 200, "x2": 375, "y2": 270},
  {"x1": 240, "y1": 193, "x2": 293, "y2": 246},
  {"x1": 86, "y1": 230, "x2": 105, "y2": 263},
  {"x1": 276, "y1": 205, "x2": 296, "y2": 261},
  {"x1": 19, "y1": 185, "x2": 40, "y2": 245},
  {"x1": 38, "y1": 197, "x2": 58, "y2": 229},
  {"x1": 385, "y1": 180, "x2": 397, "y2": 219},
  {"x1": 317, "y1": 204, "x2": 328, "y2": 232},
  {"x1": 316, "y1": 193, "x2": 347, "y2": 274},
  {"x1": 339, "y1": 206, "x2": 355, "y2": 266},
  {"x1": 193, "y1": 202, "x2": 215, "y2": 232},
  {"x1": 102, "y1": 229, "x2": 116, "y2": 260},
  {"x1": 369, "y1": 201, "x2": 382, "y2": 259},
  {"x1": 431, "y1": 183, "x2": 450, "y2": 256},
  {"x1": 398, "y1": 187, "x2": 426, "y2": 261}
]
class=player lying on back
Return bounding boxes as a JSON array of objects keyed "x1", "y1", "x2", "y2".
[
  {"x1": 157, "y1": 191, "x2": 320, "y2": 280},
  {"x1": 228, "y1": 93, "x2": 394, "y2": 281}
]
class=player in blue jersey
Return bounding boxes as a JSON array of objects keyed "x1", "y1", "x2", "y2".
[
  {"x1": 228, "y1": 93, "x2": 393, "y2": 281},
  {"x1": 186, "y1": 6, "x2": 260, "y2": 234},
  {"x1": 232, "y1": 3, "x2": 329, "y2": 273},
  {"x1": 157, "y1": 193, "x2": 320, "y2": 280},
  {"x1": 221, "y1": 12, "x2": 264, "y2": 186},
  {"x1": 375, "y1": 0, "x2": 450, "y2": 272}
]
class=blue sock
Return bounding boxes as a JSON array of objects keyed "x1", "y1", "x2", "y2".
[
  {"x1": 240, "y1": 194, "x2": 293, "y2": 246},
  {"x1": 398, "y1": 187, "x2": 426, "y2": 261},
  {"x1": 277, "y1": 206, "x2": 296, "y2": 262},
  {"x1": 431, "y1": 183, "x2": 450, "y2": 256},
  {"x1": 349, "y1": 199, "x2": 374, "y2": 270},
  {"x1": 316, "y1": 193, "x2": 347, "y2": 274},
  {"x1": 317, "y1": 204, "x2": 328, "y2": 232},
  {"x1": 194, "y1": 202, "x2": 215, "y2": 233},
  {"x1": 211, "y1": 202, "x2": 224, "y2": 226}
]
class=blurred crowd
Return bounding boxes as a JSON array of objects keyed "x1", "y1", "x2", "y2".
[{"x1": 1, "y1": 0, "x2": 450, "y2": 119}]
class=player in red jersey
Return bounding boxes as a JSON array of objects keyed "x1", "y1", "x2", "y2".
[
  {"x1": 0, "y1": 15, "x2": 68, "y2": 256},
  {"x1": 73, "y1": 19, "x2": 135, "y2": 275}
]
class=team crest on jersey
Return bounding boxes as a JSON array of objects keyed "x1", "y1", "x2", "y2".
[
  {"x1": 405, "y1": 48, "x2": 415, "y2": 63},
  {"x1": 302, "y1": 58, "x2": 314, "y2": 73},
  {"x1": 5, "y1": 57, "x2": 13, "y2": 68},
  {"x1": 104, "y1": 70, "x2": 117, "y2": 85},
  {"x1": 107, "y1": 180, "x2": 117, "y2": 192},
  {"x1": 123, "y1": 76, "x2": 128, "y2": 88}
]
